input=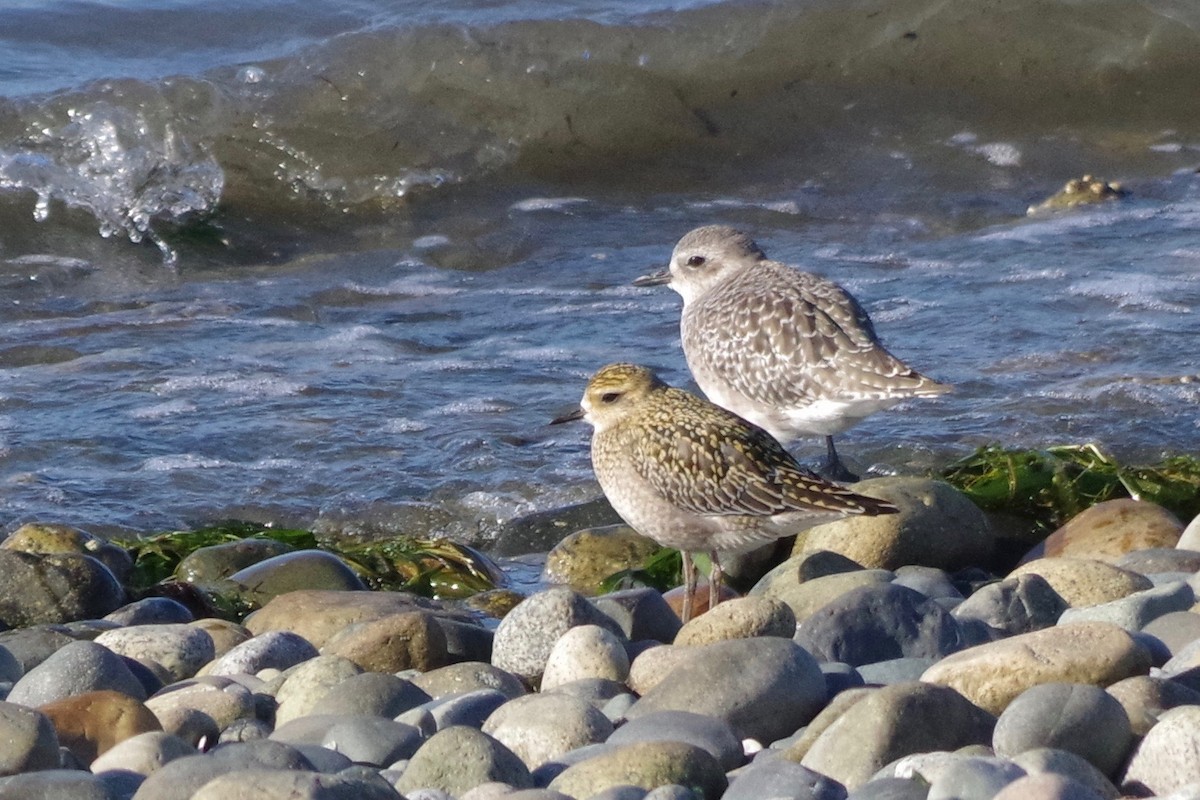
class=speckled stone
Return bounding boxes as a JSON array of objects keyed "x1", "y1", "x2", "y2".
[
  {"x1": 207, "y1": 631, "x2": 319, "y2": 677},
  {"x1": 482, "y1": 693, "x2": 614, "y2": 769},
  {"x1": 541, "y1": 625, "x2": 630, "y2": 689},
  {"x1": 950, "y1": 574, "x2": 1068, "y2": 638},
  {"x1": 627, "y1": 645, "x2": 690, "y2": 696},
  {"x1": 8, "y1": 640, "x2": 146, "y2": 706},
  {"x1": 244, "y1": 589, "x2": 457, "y2": 649},
  {"x1": 105, "y1": 598, "x2": 194, "y2": 626},
  {"x1": 799, "y1": 682, "x2": 995, "y2": 790},
  {"x1": 1008, "y1": 558, "x2": 1152, "y2": 608},
  {"x1": 145, "y1": 676, "x2": 258, "y2": 736},
  {"x1": 94, "y1": 624, "x2": 215, "y2": 683},
  {"x1": 921, "y1": 622, "x2": 1152, "y2": 715},
  {"x1": 0, "y1": 700, "x2": 60, "y2": 775},
  {"x1": 547, "y1": 741, "x2": 727, "y2": 800},
  {"x1": 321, "y1": 611, "x2": 450, "y2": 673},
  {"x1": 1105, "y1": 675, "x2": 1200, "y2": 737},
  {"x1": 1026, "y1": 499, "x2": 1183, "y2": 563},
  {"x1": 409, "y1": 661, "x2": 527, "y2": 701},
  {"x1": 271, "y1": 654, "x2": 363, "y2": 726},
  {"x1": 0, "y1": 551, "x2": 124, "y2": 628},
  {"x1": 1121, "y1": 705, "x2": 1200, "y2": 795},
  {"x1": 674, "y1": 596, "x2": 795, "y2": 645},
  {"x1": 394, "y1": 726, "x2": 533, "y2": 797},
  {"x1": 491, "y1": 587, "x2": 625, "y2": 683}
]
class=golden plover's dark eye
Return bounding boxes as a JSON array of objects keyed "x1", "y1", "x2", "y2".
[
  {"x1": 601, "y1": 392, "x2": 621, "y2": 404},
  {"x1": 686, "y1": 255, "x2": 705, "y2": 267}
]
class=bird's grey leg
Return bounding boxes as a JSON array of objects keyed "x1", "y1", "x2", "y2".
[
  {"x1": 681, "y1": 550, "x2": 697, "y2": 623},
  {"x1": 709, "y1": 550, "x2": 723, "y2": 611},
  {"x1": 822, "y1": 435, "x2": 859, "y2": 483}
]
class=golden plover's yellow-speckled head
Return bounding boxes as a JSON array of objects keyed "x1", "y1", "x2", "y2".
[{"x1": 553, "y1": 362, "x2": 664, "y2": 432}]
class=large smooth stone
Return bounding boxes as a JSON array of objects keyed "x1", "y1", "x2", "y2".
[
  {"x1": 1008, "y1": 558, "x2": 1152, "y2": 608},
  {"x1": 1011, "y1": 748, "x2": 1120, "y2": 800},
  {"x1": 675, "y1": 597, "x2": 795, "y2": 645},
  {"x1": 792, "y1": 478, "x2": 993, "y2": 572},
  {"x1": 751, "y1": 566, "x2": 895, "y2": 625},
  {"x1": 145, "y1": 677, "x2": 257, "y2": 736},
  {"x1": 491, "y1": 587, "x2": 624, "y2": 683},
  {"x1": 542, "y1": 525, "x2": 662, "y2": 595},
  {"x1": 799, "y1": 682, "x2": 995, "y2": 790},
  {"x1": 920, "y1": 622, "x2": 1152, "y2": 715},
  {"x1": 207, "y1": 631, "x2": 319, "y2": 677},
  {"x1": 608, "y1": 711, "x2": 743, "y2": 772},
  {"x1": 1, "y1": 522, "x2": 133, "y2": 583},
  {"x1": 0, "y1": 552, "x2": 124, "y2": 627},
  {"x1": 1105, "y1": 675, "x2": 1200, "y2": 736},
  {"x1": 0, "y1": 701, "x2": 59, "y2": 775},
  {"x1": 322, "y1": 611, "x2": 449, "y2": 673},
  {"x1": 189, "y1": 769, "x2": 399, "y2": 800},
  {"x1": 991, "y1": 773, "x2": 1105, "y2": 800},
  {"x1": 1057, "y1": 580, "x2": 1194, "y2": 630},
  {"x1": 541, "y1": 625, "x2": 629, "y2": 689},
  {"x1": 409, "y1": 661, "x2": 526, "y2": 701},
  {"x1": 244, "y1": 590, "x2": 456, "y2": 648},
  {"x1": 0, "y1": 769, "x2": 120, "y2": 800},
  {"x1": 88, "y1": 730, "x2": 194, "y2": 776},
  {"x1": 226, "y1": 550, "x2": 366, "y2": 606},
  {"x1": 94, "y1": 625, "x2": 215, "y2": 683},
  {"x1": 8, "y1": 640, "x2": 146, "y2": 706},
  {"x1": 547, "y1": 741, "x2": 727, "y2": 800},
  {"x1": 482, "y1": 693, "x2": 613, "y2": 769},
  {"x1": 394, "y1": 726, "x2": 533, "y2": 796},
  {"x1": 1121, "y1": 705, "x2": 1200, "y2": 796},
  {"x1": 39, "y1": 690, "x2": 161, "y2": 766},
  {"x1": 310, "y1": 671, "x2": 430, "y2": 719},
  {"x1": 950, "y1": 574, "x2": 1067, "y2": 638},
  {"x1": 626, "y1": 637, "x2": 826, "y2": 744},
  {"x1": 992, "y1": 683, "x2": 1132, "y2": 777},
  {"x1": 724, "y1": 758, "x2": 846, "y2": 800},
  {"x1": 271, "y1": 654, "x2": 363, "y2": 726},
  {"x1": 1025, "y1": 499, "x2": 1183, "y2": 563},
  {"x1": 797, "y1": 583, "x2": 965, "y2": 666},
  {"x1": 175, "y1": 538, "x2": 295, "y2": 585},
  {"x1": 591, "y1": 588, "x2": 682, "y2": 644}
]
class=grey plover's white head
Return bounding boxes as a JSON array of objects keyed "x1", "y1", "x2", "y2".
[{"x1": 634, "y1": 224, "x2": 766, "y2": 305}]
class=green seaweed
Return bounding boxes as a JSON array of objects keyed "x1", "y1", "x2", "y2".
[
  {"x1": 940, "y1": 444, "x2": 1200, "y2": 532},
  {"x1": 115, "y1": 520, "x2": 500, "y2": 601}
]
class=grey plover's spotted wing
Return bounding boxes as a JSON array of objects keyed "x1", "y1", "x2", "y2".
[
  {"x1": 629, "y1": 387, "x2": 894, "y2": 518},
  {"x1": 689, "y1": 263, "x2": 946, "y2": 407}
]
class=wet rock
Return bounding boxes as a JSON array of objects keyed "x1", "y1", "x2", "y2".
[
  {"x1": 394, "y1": 726, "x2": 533, "y2": 796},
  {"x1": 1105, "y1": 674, "x2": 1200, "y2": 737},
  {"x1": 482, "y1": 693, "x2": 613, "y2": 769},
  {"x1": 796, "y1": 583, "x2": 965, "y2": 666},
  {"x1": 175, "y1": 538, "x2": 295, "y2": 585},
  {"x1": 1121, "y1": 704, "x2": 1200, "y2": 796},
  {"x1": 1011, "y1": 748, "x2": 1120, "y2": 800},
  {"x1": 1058, "y1": 580, "x2": 1193, "y2": 631},
  {"x1": 244, "y1": 590, "x2": 455, "y2": 649},
  {"x1": 542, "y1": 525, "x2": 662, "y2": 595},
  {"x1": 93, "y1": 624, "x2": 215, "y2": 683},
  {"x1": 409, "y1": 661, "x2": 526, "y2": 701},
  {"x1": 1, "y1": 522, "x2": 133, "y2": 584},
  {"x1": 547, "y1": 741, "x2": 726, "y2": 800},
  {"x1": 8, "y1": 640, "x2": 146, "y2": 706},
  {"x1": 541, "y1": 624, "x2": 629, "y2": 689},
  {"x1": 226, "y1": 550, "x2": 367, "y2": 607},
  {"x1": 592, "y1": 588, "x2": 682, "y2": 645},
  {"x1": 799, "y1": 682, "x2": 995, "y2": 790},
  {"x1": 921, "y1": 622, "x2": 1152, "y2": 715},
  {"x1": 1025, "y1": 499, "x2": 1183, "y2": 563},
  {"x1": 674, "y1": 596, "x2": 795, "y2": 645},
  {"x1": 207, "y1": 631, "x2": 319, "y2": 677},
  {"x1": 0, "y1": 551, "x2": 124, "y2": 628},
  {"x1": 88, "y1": 730, "x2": 194, "y2": 776},
  {"x1": 0, "y1": 701, "x2": 59, "y2": 775},
  {"x1": 491, "y1": 587, "x2": 625, "y2": 683},
  {"x1": 993, "y1": 683, "x2": 1132, "y2": 777},
  {"x1": 751, "y1": 566, "x2": 894, "y2": 624},
  {"x1": 39, "y1": 690, "x2": 161, "y2": 766},
  {"x1": 105, "y1": 598, "x2": 194, "y2": 626},
  {"x1": 608, "y1": 710, "x2": 743, "y2": 772},
  {"x1": 792, "y1": 478, "x2": 993, "y2": 572},
  {"x1": 322, "y1": 611, "x2": 449, "y2": 673},
  {"x1": 951, "y1": 574, "x2": 1067, "y2": 638},
  {"x1": 492, "y1": 497, "x2": 623, "y2": 557},
  {"x1": 1005, "y1": 558, "x2": 1152, "y2": 608},
  {"x1": 626, "y1": 637, "x2": 825, "y2": 744}
]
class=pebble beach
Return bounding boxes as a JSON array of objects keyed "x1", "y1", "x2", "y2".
[{"x1": 2, "y1": 480, "x2": 1200, "y2": 800}]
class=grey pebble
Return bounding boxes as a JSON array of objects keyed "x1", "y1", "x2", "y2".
[
  {"x1": 105, "y1": 598, "x2": 194, "y2": 626},
  {"x1": 993, "y1": 773, "x2": 1108, "y2": 800},
  {"x1": 1058, "y1": 581, "x2": 1194, "y2": 631},
  {"x1": 796, "y1": 583, "x2": 965, "y2": 666},
  {"x1": 0, "y1": 700, "x2": 59, "y2": 775},
  {"x1": 725, "y1": 757, "x2": 847, "y2": 800},
  {"x1": 412, "y1": 688, "x2": 509, "y2": 731},
  {"x1": 993, "y1": 682, "x2": 1132, "y2": 778},
  {"x1": 89, "y1": 731, "x2": 195, "y2": 777},
  {"x1": 8, "y1": 640, "x2": 146, "y2": 706},
  {"x1": 846, "y1": 777, "x2": 930, "y2": 800},
  {"x1": 1141, "y1": 611, "x2": 1200, "y2": 656},
  {"x1": 409, "y1": 661, "x2": 526, "y2": 701},
  {"x1": 189, "y1": 768, "x2": 399, "y2": 800},
  {"x1": 320, "y1": 717, "x2": 423, "y2": 766},
  {"x1": 0, "y1": 769, "x2": 119, "y2": 800},
  {"x1": 394, "y1": 725, "x2": 533, "y2": 797},
  {"x1": 950, "y1": 574, "x2": 1067, "y2": 639},
  {"x1": 627, "y1": 637, "x2": 826, "y2": 745},
  {"x1": 0, "y1": 626, "x2": 76, "y2": 674},
  {"x1": 591, "y1": 588, "x2": 681, "y2": 645},
  {"x1": 893, "y1": 567, "x2": 963, "y2": 601},
  {"x1": 482, "y1": 692, "x2": 614, "y2": 770},
  {"x1": 492, "y1": 587, "x2": 625, "y2": 682},
  {"x1": 208, "y1": 631, "x2": 319, "y2": 677},
  {"x1": 309, "y1": 672, "x2": 430, "y2": 719},
  {"x1": 856, "y1": 658, "x2": 937, "y2": 686},
  {"x1": 926, "y1": 756, "x2": 1025, "y2": 800},
  {"x1": 94, "y1": 624, "x2": 215, "y2": 683},
  {"x1": 1010, "y1": 748, "x2": 1119, "y2": 800},
  {"x1": 609, "y1": 710, "x2": 743, "y2": 771}
]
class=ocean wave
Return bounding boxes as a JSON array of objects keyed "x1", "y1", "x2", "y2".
[{"x1": 1, "y1": 0, "x2": 1199, "y2": 259}]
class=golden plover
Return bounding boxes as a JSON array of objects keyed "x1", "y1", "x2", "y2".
[
  {"x1": 635, "y1": 225, "x2": 950, "y2": 480},
  {"x1": 552, "y1": 362, "x2": 897, "y2": 621}
]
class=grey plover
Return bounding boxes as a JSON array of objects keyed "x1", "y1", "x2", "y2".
[
  {"x1": 552, "y1": 362, "x2": 897, "y2": 621},
  {"x1": 635, "y1": 225, "x2": 950, "y2": 480}
]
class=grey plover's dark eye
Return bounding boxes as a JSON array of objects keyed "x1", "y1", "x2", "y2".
[
  {"x1": 601, "y1": 392, "x2": 621, "y2": 404},
  {"x1": 686, "y1": 255, "x2": 705, "y2": 267}
]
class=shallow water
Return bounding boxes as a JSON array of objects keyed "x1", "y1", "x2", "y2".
[{"x1": 0, "y1": 0, "x2": 1198, "y2": 544}]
